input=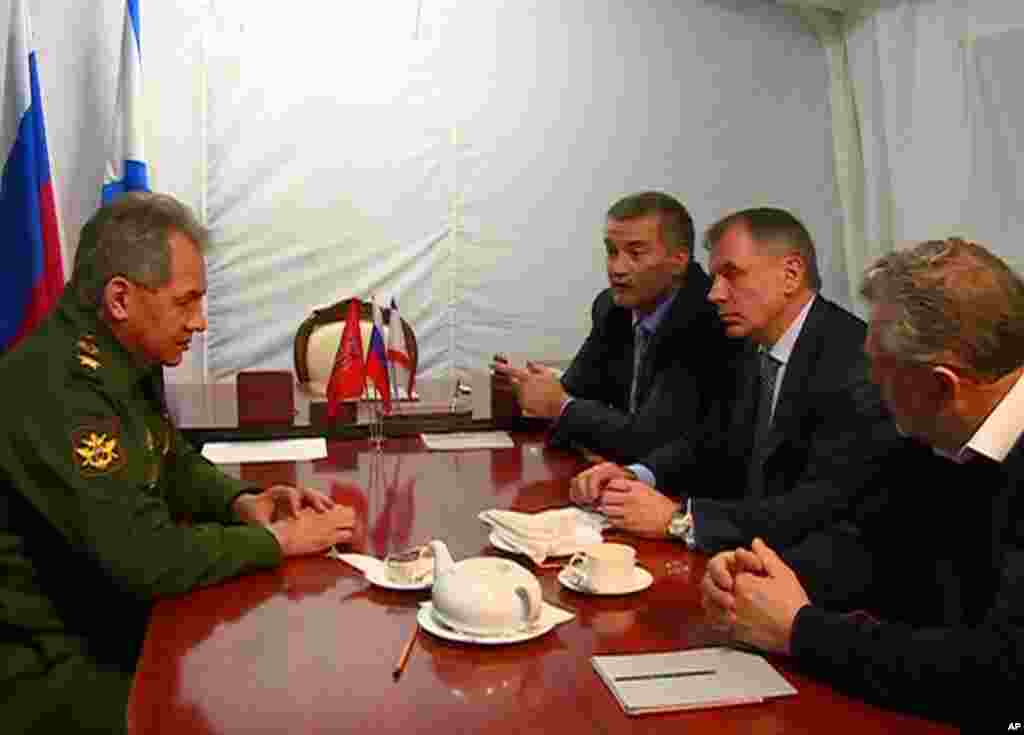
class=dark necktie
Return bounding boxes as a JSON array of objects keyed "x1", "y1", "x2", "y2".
[
  {"x1": 746, "y1": 349, "x2": 782, "y2": 498},
  {"x1": 629, "y1": 323, "x2": 651, "y2": 414}
]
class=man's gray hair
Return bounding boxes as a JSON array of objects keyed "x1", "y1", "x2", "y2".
[
  {"x1": 76, "y1": 192, "x2": 208, "y2": 307},
  {"x1": 860, "y1": 237, "x2": 1024, "y2": 381},
  {"x1": 704, "y1": 207, "x2": 822, "y2": 290}
]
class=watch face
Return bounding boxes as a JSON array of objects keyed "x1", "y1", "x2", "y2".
[{"x1": 668, "y1": 512, "x2": 690, "y2": 538}]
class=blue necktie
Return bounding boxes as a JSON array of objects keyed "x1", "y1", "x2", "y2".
[
  {"x1": 746, "y1": 349, "x2": 782, "y2": 498},
  {"x1": 629, "y1": 324, "x2": 650, "y2": 414}
]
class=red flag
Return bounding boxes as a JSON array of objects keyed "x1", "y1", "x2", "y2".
[
  {"x1": 365, "y1": 298, "x2": 391, "y2": 413},
  {"x1": 326, "y1": 298, "x2": 365, "y2": 419}
]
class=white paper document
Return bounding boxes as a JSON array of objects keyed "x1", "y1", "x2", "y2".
[
  {"x1": 420, "y1": 431, "x2": 514, "y2": 451},
  {"x1": 591, "y1": 647, "x2": 796, "y2": 715},
  {"x1": 201, "y1": 437, "x2": 328, "y2": 464}
]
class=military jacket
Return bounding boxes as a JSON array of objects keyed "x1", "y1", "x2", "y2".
[{"x1": 0, "y1": 289, "x2": 281, "y2": 686}]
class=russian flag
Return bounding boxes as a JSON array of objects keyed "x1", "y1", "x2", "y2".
[
  {"x1": 1, "y1": 0, "x2": 65, "y2": 353},
  {"x1": 101, "y1": 0, "x2": 149, "y2": 203},
  {"x1": 366, "y1": 298, "x2": 391, "y2": 413}
]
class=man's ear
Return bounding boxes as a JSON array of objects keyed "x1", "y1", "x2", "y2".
[
  {"x1": 781, "y1": 253, "x2": 805, "y2": 295},
  {"x1": 670, "y1": 245, "x2": 691, "y2": 276},
  {"x1": 929, "y1": 365, "x2": 960, "y2": 410},
  {"x1": 103, "y1": 277, "x2": 133, "y2": 322}
]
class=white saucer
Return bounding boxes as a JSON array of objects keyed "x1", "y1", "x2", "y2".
[
  {"x1": 557, "y1": 566, "x2": 653, "y2": 595},
  {"x1": 416, "y1": 601, "x2": 572, "y2": 645},
  {"x1": 363, "y1": 566, "x2": 433, "y2": 591}
]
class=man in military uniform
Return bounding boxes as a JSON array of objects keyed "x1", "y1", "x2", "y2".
[{"x1": 0, "y1": 193, "x2": 355, "y2": 733}]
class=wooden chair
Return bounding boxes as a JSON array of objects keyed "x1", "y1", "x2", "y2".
[{"x1": 294, "y1": 298, "x2": 418, "y2": 396}]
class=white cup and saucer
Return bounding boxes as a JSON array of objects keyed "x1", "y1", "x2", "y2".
[{"x1": 558, "y1": 542, "x2": 653, "y2": 595}]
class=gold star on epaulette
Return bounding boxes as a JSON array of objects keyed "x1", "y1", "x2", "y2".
[
  {"x1": 76, "y1": 334, "x2": 102, "y2": 371},
  {"x1": 77, "y1": 336, "x2": 100, "y2": 356}
]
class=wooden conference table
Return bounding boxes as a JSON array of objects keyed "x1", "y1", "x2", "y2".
[{"x1": 128, "y1": 425, "x2": 955, "y2": 733}]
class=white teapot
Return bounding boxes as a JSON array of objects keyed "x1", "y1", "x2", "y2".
[{"x1": 428, "y1": 540, "x2": 543, "y2": 636}]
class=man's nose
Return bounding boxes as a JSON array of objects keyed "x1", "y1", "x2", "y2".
[
  {"x1": 189, "y1": 310, "x2": 208, "y2": 333},
  {"x1": 707, "y1": 275, "x2": 727, "y2": 303},
  {"x1": 607, "y1": 251, "x2": 628, "y2": 275}
]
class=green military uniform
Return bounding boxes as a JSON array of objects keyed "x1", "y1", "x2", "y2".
[{"x1": 0, "y1": 288, "x2": 282, "y2": 733}]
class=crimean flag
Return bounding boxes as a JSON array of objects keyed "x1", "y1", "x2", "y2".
[
  {"x1": 365, "y1": 298, "x2": 391, "y2": 413},
  {"x1": 326, "y1": 298, "x2": 365, "y2": 419},
  {"x1": 1, "y1": 0, "x2": 65, "y2": 353},
  {"x1": 386, "y1": 298, "x2": 415, "y2": 399},
  {"x1": 101, "y1": 0, "x2": 149, "y2": 203}
]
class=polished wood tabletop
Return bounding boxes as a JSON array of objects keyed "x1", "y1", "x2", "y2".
[{"x1": 128, "y1": 434, "x2": 956, "y2": 734}]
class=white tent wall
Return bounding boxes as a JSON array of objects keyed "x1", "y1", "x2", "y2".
[
  {"x1": 200, "y1": 0, "x2": 843, "y2": 383},
  {"x1": 841, "y1": 0, "x2": 1024, "y2": 273},
  {"x1": 10, "y1": 1, "x2": 844, "y2": 384}
]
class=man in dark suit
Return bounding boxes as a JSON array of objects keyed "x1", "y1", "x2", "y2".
[
  {"x1": 571, "y1": 207, "x2": 899, "y2": 551},
  {"x1": 494, "y1": 191, "x2": 735, "y2": 465},
  {"x1": 703, "y1": 238, "x2": 1024, "y2": 726}
]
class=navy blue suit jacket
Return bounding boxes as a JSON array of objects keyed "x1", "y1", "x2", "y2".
[
  {"x1": 786, "y1": 435, "x2": 1024, "y2": 727},
  {"x1": 642, "y1": 295, "x2": 901, "y2": 552},
  {"x1": 550, "y1": 261, "x2": 738, "y2": 464}
]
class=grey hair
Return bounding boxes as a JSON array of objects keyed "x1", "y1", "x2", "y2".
[
  {"x1": 75, "y1": 192, "x2": 208, "y2": 307},
  {"x1": 860, "y1": 238, "x2": 1024, "y2": 381},
  {"x1": 704, "y1": 207, "x2": 822, "y2": 290}
]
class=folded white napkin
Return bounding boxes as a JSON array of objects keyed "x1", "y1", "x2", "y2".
[{"x1": 478, "y1": 507, "x2": 606, "y2": 564}]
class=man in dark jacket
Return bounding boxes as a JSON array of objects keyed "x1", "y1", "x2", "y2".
[
  {"x1": 494, "y1": 191, "x2": 736, "y2": 464},
  {"x1": 703, "y1": 238, "x2": 1024, "y2": 727},
  {"x1": 571, "y1": 208, "x2": 899, "y2": 552}
]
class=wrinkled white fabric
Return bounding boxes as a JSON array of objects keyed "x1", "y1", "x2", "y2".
[{"x1": 479, "y1": 507, "x2": 606, "y2": 564}]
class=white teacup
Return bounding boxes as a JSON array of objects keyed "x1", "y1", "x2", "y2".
[
  {"x1": 385, "y1": 545, "x2": 434, "y2": 584},
  {"x1": 566, "y1": 542, "x2": 636, "y2": 593}
]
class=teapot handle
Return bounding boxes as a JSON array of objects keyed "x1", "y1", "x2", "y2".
[{"x1": 515, "y1": 584, "x2": 543, "y2": 627}]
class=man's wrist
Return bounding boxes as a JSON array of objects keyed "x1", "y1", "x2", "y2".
[
  {"x1": 232, "y1": 492, "x2": 255, "y2": 522},
  {"x1": 231, "y1": 487, "x2": 262, "y2": 515},
  {"x1": 666, "y1": 506, "x2": 692, "y2": 540},
  {"x1": 786, "y1": 603, "x2": 815, "y2": 657},
  {"x1": 626, "y1": 464, "x2": 655, "y2": 486},
  {"x1": 266, "y1": 521, "x2": 288, "y2": 554}
]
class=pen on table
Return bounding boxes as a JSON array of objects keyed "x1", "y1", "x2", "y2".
[
  {"x1": 613, "y1": 669, "x2": 716, "y2": 682},
  {"x1": 393, "y1": 622, "x2": 418, "y2": 679}
]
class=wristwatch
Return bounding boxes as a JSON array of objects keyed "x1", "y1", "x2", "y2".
[{"x1": 666, "y1": 508, "x2": 693, "y2": 540}]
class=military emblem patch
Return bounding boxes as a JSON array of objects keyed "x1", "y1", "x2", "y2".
[{"x1": 71, "y1": 418, "x2": 127, "y2": 477}]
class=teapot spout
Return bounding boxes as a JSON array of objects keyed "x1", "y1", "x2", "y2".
[{"x1": 428, "y1": 540, "x2": 455, "y2": 577}]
